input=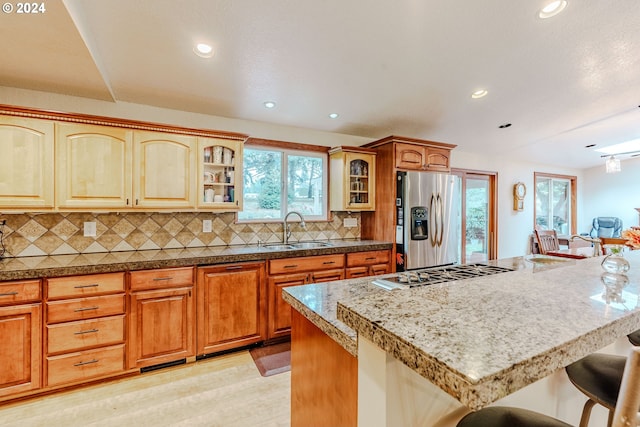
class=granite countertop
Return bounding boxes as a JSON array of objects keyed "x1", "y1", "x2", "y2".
[
  {"x1": 283, "y1": 252, "x2": 640, "y2": 409},
  {"x1": 0, "y1": 239, "x2": 392, "y2": 281}
]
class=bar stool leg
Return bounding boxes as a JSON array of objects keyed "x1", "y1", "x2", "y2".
[{"x1": 578, "y1": 399, "x2": 596, "y2": 427}]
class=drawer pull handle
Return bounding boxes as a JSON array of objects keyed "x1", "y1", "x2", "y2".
[
  {"x1": 74, "y1": 306, "x2": 99, "y2": 312},
  {"x1": 152, "y1": 277, "x2": 173, "y2": 281},
  {"x1": 225, "y1": 266, "x2": 243, "y2": 270},
  {"x1": 74, "y1": 359, "x2": 99, "y2": 367},
  {"x1": 0, "y1": 291, "x2": 19, "y2": 296},
  {"x1": 284, "y1": 265, "x2": 298, "y2": 269},
  {"x1": 74, "y1": 328, "x2": 99, "y2": 335},
  {"x1": 74, "y1": 283, "x2": 99, "y2": 289},
  {"x1": 365, "y1": 257, "x2": 376, "y2": 261},
  {"x1": 323, "y1": 261, "x2": 335, "y2": 265}
]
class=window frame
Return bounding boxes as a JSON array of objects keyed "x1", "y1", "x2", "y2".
[
  {"x1": 238, "y1": 138, "x2": 330, "y2": 223},
  {"x1": 533, "y1": 172, "x2": 577, "y2": 235}
]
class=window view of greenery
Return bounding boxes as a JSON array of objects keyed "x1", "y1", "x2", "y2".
[
  {"x1": 536, "y1": 177, "x2": 570, "y2": 234},
  {"x1": 238, "y1": 147, "x2": 326, "y2": 221},
  {"x1": 465, "y1": 179, "x2": 489, "y2": 263}
]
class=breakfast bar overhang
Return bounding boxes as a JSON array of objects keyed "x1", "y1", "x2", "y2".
[{"x1": 285, "y1": 252, "x2": 640, "y2": 426}]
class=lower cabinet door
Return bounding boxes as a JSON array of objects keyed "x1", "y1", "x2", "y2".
[
  {"x1": 267, "y1": 272, "x2": 308, "y2": 340},
  {"x1": 196, "y1": 262, "x2": 266, "y2": 355},
  {"x1": 0, "y1": 304, "x2": 41, "y2": 398},
  {"x1": 128, "y1": 287, "x2": 195, "y2": 369},
  {"x1": 46, "y1": 344, "x2": 125, "y2": 387}
]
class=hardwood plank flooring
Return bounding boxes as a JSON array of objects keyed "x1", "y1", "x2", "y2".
[{"x1": 0, "y1": 350, "x2": 290, "y2": 427}]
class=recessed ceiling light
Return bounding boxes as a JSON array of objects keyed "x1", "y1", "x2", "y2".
[
  {"x1": 328, "y1": 113, "x2": 339, "y2": 119},
  {"x1": 498, "y1": 123, "x2": 512, "y2": 129},
  {"x1": 471, "y1": 89, "x2": 488, "y2": 99},
  {"x1": 263, "y1": 101, "x2": 276, "y2": 109},
  {"x1": 539, "y1": 1, "x2": 568, "y2": 19},
  {"x1": 194, "y1": 43, "x2": 214, "y2": 58}
]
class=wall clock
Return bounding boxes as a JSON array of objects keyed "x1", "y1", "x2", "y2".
[{"x1": 513, "y1": 182, "x2": 526, "y2": 211}]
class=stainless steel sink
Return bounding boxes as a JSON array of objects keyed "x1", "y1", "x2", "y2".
[
  {"x1": 525, "y1": 255, "x2": 570, "y2": 264},
  {"x1": 262, "y1": 244, "x2": 295, "y2": 250},
  {"x1": 291, "y1": 241, "x2": 333, "y2": 249}
]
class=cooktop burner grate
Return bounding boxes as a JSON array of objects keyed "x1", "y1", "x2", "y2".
[{"x1": 372, "y1": 264, "x2": 513, "y2": 290}]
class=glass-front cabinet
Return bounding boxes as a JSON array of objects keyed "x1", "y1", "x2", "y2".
[
  {"x1": 198, "y1": 138, "x2": 243, "y2": 210},
  {"x1": 329, "y1": 146, "x2": 376, "y2": 211}
]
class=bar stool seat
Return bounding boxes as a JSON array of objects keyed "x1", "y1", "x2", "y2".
[
  {"x1": 457, "y1": 406, "x2": 572, "y2": 426},
  {"x1": 628, "y1": 329, "x2": 640, "y2": 346},
  {"x1": 565, "y1": 353, "x2": 626, "y2": 427}
]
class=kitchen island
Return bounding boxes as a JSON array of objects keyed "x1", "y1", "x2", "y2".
[{"x1": 283, "y1": 252, "x2": 640, "y2": 426}]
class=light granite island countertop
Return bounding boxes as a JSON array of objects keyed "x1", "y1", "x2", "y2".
[{"x1": 283, "y1": 253, "x2": 640, "y2": 426}]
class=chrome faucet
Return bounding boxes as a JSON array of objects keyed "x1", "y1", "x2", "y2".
[
  {"x1": 283, "y1": 211, "x2": 306, "y2": 244},
  {"x1": 570, "y1": 235, "x2": 602, "y2": 257}
]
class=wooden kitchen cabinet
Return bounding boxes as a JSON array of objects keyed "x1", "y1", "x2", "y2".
[
  {"x1": 0, "y1": 279, "x2": 42, "y2": 399},
  {"x1": 395, "y1": 141, "x2": 451, "y2": 172},
  {"x1": 196, "y1": 262, "x2": 266, "y2": 355},
  {"x1": 129, "y1": 267, "x2": 195, "y2": 369},
  {"x1": 198, "y1": 137, "x2": 243, "y2": 211},
  {"x1": 268, "y1": 254, "x2": 344, "y2": 340},
  {"x1": 0, "y1": 116, "x2": 54, "y2": 209},
  {"x1": 133, "y1": 131, "x2": 197, "y2": 209},
  {"x1": 44, "y1": 273, "x2": 126, "y2": 387},
  {"x1": 55, "y1": 123, "x2": 133, "y2": 209},
  {"x1": 329, "y1": 146, "x2": 376, "y2": 211},
  {"x1": 361, "y1": 136, "x2": 457, "y2": 255},
  {"x1": 345, "y1": 250, "x2": 391, "y2": 278}
]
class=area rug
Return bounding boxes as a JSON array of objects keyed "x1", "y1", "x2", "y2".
[{"x1": 249, "y1": 341, "x2": 291, "y2": 377}]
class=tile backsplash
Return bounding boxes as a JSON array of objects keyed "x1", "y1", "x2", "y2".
[{"x1": 0, "y1": 211, "x2": 361, "y2": 258}]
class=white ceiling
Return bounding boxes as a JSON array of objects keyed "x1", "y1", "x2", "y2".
[{"x1": 2, "y1": 0, "x2": 640, "y2": 169}]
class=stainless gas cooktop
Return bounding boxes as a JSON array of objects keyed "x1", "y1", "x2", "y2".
[{"x1": 371, "y1": 264, "x2": 513, "y2": 290}]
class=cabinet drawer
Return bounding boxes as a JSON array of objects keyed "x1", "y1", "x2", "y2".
[
  {"x1": 0, "y1": 280, "x2": 41, "y2": 305},
  {"x1": 346, "y1": 250, "x2": 390, "y2": 267},
  {"x1": 46, "y1": 344, "x2": 125, "y2": 387},
  {"x1": 47, "y1": 294, "x2": 125, "y2": 324},
  {"x1": 46, "y1": 273, "x2": 124, "y2": 299},
  {"x1": 130, "y1": 267, "x2": 194, "y2": 291},
  {"x1": 269, "y1": 254, "x2": 344, "y2": 275},
  {"x1": 47, "y1": 315, "x2": 125, "y2": 354}
]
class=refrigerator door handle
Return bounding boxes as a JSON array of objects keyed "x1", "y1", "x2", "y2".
[
  {"x1": 437, "y1": 193, "x2": 444, "y2": 246},
  {"x1": 430, "y1": 194, "x2": 437, "y2": 247}
]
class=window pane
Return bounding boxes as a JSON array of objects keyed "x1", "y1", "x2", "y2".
[
  {"x1": 465, "y1": 178, "x2": 489, "y2": 263},
  {"x1": 552, "y1": 180, "x2": 570, "y2": 234},
  {"x1": 238, "y1": 148, "x2": 283, "y2": 220},
  {"x1": 535, "y1": 178, "x2": 551, "y2": 229},
  {"x1": 535, "y1": 176, "x2": 571, "y2": 234},
  {"x1": 287, "y1": 154, "x2": 324, "y2": 216}
]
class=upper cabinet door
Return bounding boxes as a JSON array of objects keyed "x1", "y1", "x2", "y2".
[
  {"x1": 56, "y1": 123, "x2": 133, "y2": 209},
  {"x1": 133, "y1": 131, "x2": 196, "y2": 209},
  {"x1": 0, "y1": 116, "x2": 54, "y2": 209}
]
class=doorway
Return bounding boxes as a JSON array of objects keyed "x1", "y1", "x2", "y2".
[{"x1": 452, "y1": 169, "x2": 497, "y2": 263}]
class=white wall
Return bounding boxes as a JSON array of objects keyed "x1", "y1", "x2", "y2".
[
  {"x1": 582, "y1": 156, "x2": 640, "y2": 233},
  {"x1": 1, "y1": 85, "x2": 598, "y2": 259}
]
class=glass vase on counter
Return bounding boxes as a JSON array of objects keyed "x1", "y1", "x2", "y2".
[{"x1": 601, "y1": 245, "x2": 630, "y2": 274}]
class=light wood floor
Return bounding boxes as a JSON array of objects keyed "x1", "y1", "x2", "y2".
[{"x1": 0, "y1": 350, "x2": 290, "y2": 427}]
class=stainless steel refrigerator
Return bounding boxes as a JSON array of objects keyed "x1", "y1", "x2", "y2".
[{"x1": 396, "y1": 171, "x2": 461, "y2": 270}]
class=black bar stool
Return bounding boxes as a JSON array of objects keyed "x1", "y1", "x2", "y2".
[
  {"x1": 457, "y1": 347, "x2": 640, "y2": 427},
  {"x1": 565, "y1": 353, "x2": 626, "y2": 427}
]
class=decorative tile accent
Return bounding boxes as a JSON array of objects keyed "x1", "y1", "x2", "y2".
[{"x1": 0, "y1": 211, "x2": 361, "y2": 258}]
